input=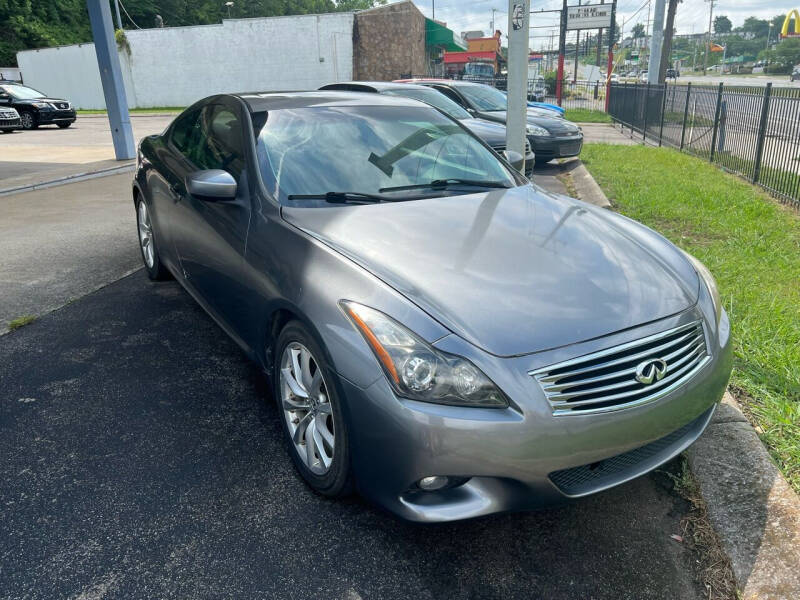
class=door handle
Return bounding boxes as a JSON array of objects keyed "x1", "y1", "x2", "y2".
[{"x1": 169, "y1": 184, "x2": 182, "y2": 202}]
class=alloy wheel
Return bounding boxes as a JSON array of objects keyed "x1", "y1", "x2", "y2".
[
  {"x1": 137, "y1": 200, "x2": 155, "y2": 268},
  {"x1": 20, "y1": 112, "x2": 34, "y2": 129},
  {"x1": 280, "y1": 342, "x2": 335, "y2": 475}
]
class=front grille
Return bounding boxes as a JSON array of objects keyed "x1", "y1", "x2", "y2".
[
  {"x1": 531, "y1": 321, "x2": 710, "y2": 416},
  {"x1": 491, "y1": 140, "x2": 533, "y2": 155},
  {"x1": 548, "y1": 406, "x2": 712, "y2": 496},
  {"x1": 559, "y1": 141, "x2": 582, "y2": 155},
  {"x1": 55, "y1": 102, "x2": 70, "y2": 110},
  {"x1": 0, "y1": 110, "x2": 17, "y2": 119}
]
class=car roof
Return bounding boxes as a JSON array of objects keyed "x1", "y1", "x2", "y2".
[
  {"x1": 393, "y1": 79, "x2": 481, "y2": 88},
  {"x1": 234, "y1": 90, "x2": 425, "y2": 113},
  {"x1": 318, "y1": 81, "x2": 433, "y2": 93}
]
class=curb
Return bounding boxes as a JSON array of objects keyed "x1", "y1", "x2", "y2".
[
  {"x1": 0, "y1": 162, "x2": 135, "y2": 197},
  {"x1": 556, "y1": 158, "x2": 612, "y2": 208},
  {"x1": 687, "y1": 393, "x2": 800, "y2": 599}
]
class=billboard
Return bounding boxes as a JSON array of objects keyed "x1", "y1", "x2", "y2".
[{"x1": 567, "y1": 3, "x2": 612, "y2": 30}]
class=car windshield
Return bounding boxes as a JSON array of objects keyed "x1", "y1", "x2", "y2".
[
  {"x1": 381, "y1": 88, "x2": 472, "y2": 120},
  {"x1": 457, "y1": 84, "x2": 508, "y2": 112},
  {"x1": 3, "y1": 85, "x2": 46, "y2": 100},
  {"x1": 256, "y1": 105, "x2": 515, "y2": 205}
]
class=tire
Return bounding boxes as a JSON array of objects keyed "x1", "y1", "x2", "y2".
[
  {"x1": 57, "y1": 122, "x2": 72, "y2": 129},
  {"x1": 274, "y1": 321, "x2": 352, "y2": 498},
  {"x1": 135, "y1": 195, "x2": 170, "y2": 281},
  {"x1": 19, "y1": 111, "x2": 37, "y2": 130}
]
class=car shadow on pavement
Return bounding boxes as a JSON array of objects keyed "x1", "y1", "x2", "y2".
[{"x1": 0, "y1": 270, "x2": 707, "y2": 600}]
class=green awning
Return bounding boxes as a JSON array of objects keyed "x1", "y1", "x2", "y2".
[{"x1": 426, "y1": 18, "x2": 466, "y2": 52}]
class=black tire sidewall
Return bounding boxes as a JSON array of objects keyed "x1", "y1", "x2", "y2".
[
  {"x1": 57, "y1": 122, "x2": 71, "y2": 129},
  {"x1": 274, "y1": 321, "x2": 351, "y2": 497},
  {"x1": 20, "y1": 111, "x2": 36, "y2": 130}
]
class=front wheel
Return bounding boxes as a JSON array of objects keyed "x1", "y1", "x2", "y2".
[
  {"x1": 136, "y1": 196, "x2": 170, "y2": 280},
  {"x1": 275, "y1": 321, "x2": 352, "y2": 497},
  {"x1": 19, "y1": 111, "x2": 37, "y2": 130},
  {"x1": 57, "y1": 122, "x2": 72, "y2": 129}
]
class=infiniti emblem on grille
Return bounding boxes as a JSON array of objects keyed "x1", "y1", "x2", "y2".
[{"x1": 635, "y1": 359, "x2": 668, "y2": 385}]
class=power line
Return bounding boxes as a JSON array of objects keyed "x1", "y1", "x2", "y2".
[{"x1": 118, "y1": 0, "x2": 142, "y2": 29}]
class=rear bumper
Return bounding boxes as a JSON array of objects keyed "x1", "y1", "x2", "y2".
[
  {"x1": 529, "y1": 134, "x2": 584, "y2": 160},
  {"x1": 339, "y1": 308, "x2": 732, "y2": 522}
]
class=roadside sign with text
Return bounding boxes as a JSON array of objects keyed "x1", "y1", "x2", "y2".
[{"x1": 567, "y1": 4, "x2": 612, "y2": 30}]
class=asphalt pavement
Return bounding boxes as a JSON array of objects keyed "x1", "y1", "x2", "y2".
[{"x1": 0, "y1": 269, "x2": 706, "y2": 600}]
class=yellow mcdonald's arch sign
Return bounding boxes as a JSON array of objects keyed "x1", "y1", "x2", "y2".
[{"x1": 781, "y1": 9, "x2": 800, "y2": 37}]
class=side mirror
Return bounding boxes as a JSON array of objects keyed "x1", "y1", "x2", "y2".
[
  {"x1": 186, "y1": 169, "x2": 237, "y2": 200},
  {"x1": 503, "y1": 150, "x2": 525, "y2": 174}
]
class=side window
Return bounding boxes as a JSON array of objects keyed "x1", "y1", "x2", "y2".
[
  {"x1": 172, "y1": 105, "x2": 246, "y2": 181},
  {"x1": 435, "y1": 86, "x2": 466, "y2": 108}
]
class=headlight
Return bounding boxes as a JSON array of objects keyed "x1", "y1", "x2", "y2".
[
  {"x1": 32, "y1": 101, "x2": 50, "y2": 109},
  {"x1": 341, "y1": 301, "x2": 509, "y2": 408},
  {"x1": 681, "y1": 250, "x2": 722, "y2": 325},
  {"x1": 526, "y1": 124, "x2": 550, "y2": 137}
]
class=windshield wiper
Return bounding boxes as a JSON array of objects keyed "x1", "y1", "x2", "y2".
[
  {"x1": 379, "y1": 178, "x2": 512, "y2": 193},
  {"x1": 286, "y1": 191, "x2": 390, "y2": 204}
]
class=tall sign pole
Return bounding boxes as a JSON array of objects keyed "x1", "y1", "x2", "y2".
[
  {"x1": 605, "y1": 0, "x2": 617, "y2": 111},
  {"x1": 703, "y1": 0, "x2": 715, "y2": 75},
  {"x1": 507, "y1": 1, "x2": 530, "y2": 167},
  {"x1": 556, "y1": 0, "x2": 567, "y2": 106},
  {"x1": 648, "y1": 0, "x2": 666, "y2": 83}
]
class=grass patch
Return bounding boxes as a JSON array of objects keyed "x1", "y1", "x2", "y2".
[
  {"x1": 77, "y1": 106, "x2": 183, "y2": 114},
  {"x1": 8, "y1": 315, "x2": 36, "y2": 331},
  {"x1": 565, "y1": 108, "x2": 611, "y2": 123},
  {"x1": 581, "y1": 143, "x2": 800, "y2": 492}
]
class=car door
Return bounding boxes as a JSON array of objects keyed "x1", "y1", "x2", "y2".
[{"x1": 169, "y1": 100, "x2": 254, "y2": 340}]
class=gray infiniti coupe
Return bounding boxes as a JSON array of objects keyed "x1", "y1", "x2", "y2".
[{"x1": 133, "y1": 91, "x2": 732, "y2": 522}]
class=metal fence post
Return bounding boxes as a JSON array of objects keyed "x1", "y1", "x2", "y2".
[
  {"x1": 680, "y1": 82, "x2": 691, "y2": 151},
  {"x1": 752, "y1": 83, "x2": 772, "y2": 183},
  {"x1": 659, "y1": 82, "x2": 667, "y2": 146},
  {"x1": 643, "y1": 83, "x2": 650, "y2": 143},
  {"x1": 709, "y1": 82, "x2": 724, "y2": 163}
]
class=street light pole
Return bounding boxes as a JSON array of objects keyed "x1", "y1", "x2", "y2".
[
  {"x1": 703, "y1": 0, "x2": 714, "y2": 75},
  {"x1": 506, "y1": 0, "x2": 530, "y2": 170},
  {"x1": 648, "y1": 0, "x2": 666, "y2": 83}
]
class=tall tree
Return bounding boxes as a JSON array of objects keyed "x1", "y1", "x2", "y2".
[
  {"x1": 741, "y1": 17, "x2": 769, "y2": 39},
  {"x1": 631, "y1": 23, "x2": 645, "y2": 39},
  {"x1": 713, "y1": 15, "x2": 732, "y2": 35}
]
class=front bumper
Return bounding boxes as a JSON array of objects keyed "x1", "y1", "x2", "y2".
[
  {"x1": 0, "y1": 116, "x2": 21, "y2": 130},
  {"x1": 340, "y1": 308, "x2": 732, "y2": 522},
  {"x1": 529, "y1": 133, "x2": 584, "y2": 161},
  {"x1": 37, "y1": 109, "x2": 76, "y2": 125}
]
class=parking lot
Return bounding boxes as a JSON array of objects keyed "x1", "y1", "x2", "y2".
[{"x1": 0, "y1": 112, "x2": 713, "y2": 599}]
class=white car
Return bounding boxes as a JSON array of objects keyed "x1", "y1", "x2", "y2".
[
  {"x1": 639, "y1": 72, "x2": 648, "y2": 82},
  {"x1": 0, "y1": 106, "x2": 21, "y2": 132}
]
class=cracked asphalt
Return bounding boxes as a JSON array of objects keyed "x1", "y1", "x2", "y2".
[{"x1": 0, "y1": 269, "x2": 707, "y2": 600}]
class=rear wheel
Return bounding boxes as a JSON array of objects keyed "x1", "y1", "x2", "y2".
[
  {"x1": 136, "y1": 196, "x2": 170, "y2": 280},
  {"x1": 57, "y1": 122, "x2": 72, "y2": 129},
  {"x1": 19, "y1": 111, "x2": 37, "y2": 130},
  {"x1": 275, "y1": 321, "x2": 352, "y2": 497}
]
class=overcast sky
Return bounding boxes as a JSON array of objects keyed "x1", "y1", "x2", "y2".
[{"x1": 410, "y1": 1, "x2": 798, "y2": 50}]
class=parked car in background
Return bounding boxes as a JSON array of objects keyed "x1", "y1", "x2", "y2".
[
  {"x1": 0, "y1": 83, "x2": 76, "y2": 130},
  {"x1": 609, "y1": 73, "x2": 619, "y2": 83},
  {"x1": 639, "y1": 71, "x2": 649, "y2": 82},
  {"x1": 666, "y1": 68, "x2": 679, "y2": 79},
  {"x1": 395, "y1": 79, "x2": 583, "y2": 164},
  {"x1": 791, "y1": 65, "x2": 800, "y2": 82},
  {"x1": 0, "y1": 106, "x2": 21, "y2": 132},
  {"x1": 528, "y1": 76, "x2": 546, "y2": 102},
  {"x1": 318, "y1": 81, "x2": 535, "y2": 176},
  {"x1": 132, "y1": 90, "x2": 732, "y2": 522}
]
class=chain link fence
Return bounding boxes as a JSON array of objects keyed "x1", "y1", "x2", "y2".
[{"x1": 608, "y1": 82, "x2": 800, "y2": 210}]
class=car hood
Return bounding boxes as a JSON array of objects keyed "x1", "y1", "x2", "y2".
[
  {"x1": 477, "y1": 110, "x2": 580, "y2": 135},
  {"x1": 460, "y1": 118, "x2": 509, "y2": 146},
  {"x1": 281, "y1": 186, "x2": 699, "y2": 356},
  {"x1": 13, "y1": 97, "x2": 70, "y2": 106}
]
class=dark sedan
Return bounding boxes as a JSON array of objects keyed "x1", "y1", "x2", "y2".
[
  {"x1": 395, "y1": 79, "x2": 583, "y2": 164},
  {"x1": 0, "y1": 83, "x2": 76, "y2": 130},
  {"x1": 133, "y1": 91, "x2": 731, "y2": 522},
  {"x1": 318, "y1": 81, "x2": 535, "y2": 176}
]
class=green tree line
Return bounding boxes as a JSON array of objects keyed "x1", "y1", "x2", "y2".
[{"x1": 0, "y1": 0, "x2": 384, "y2": 67}]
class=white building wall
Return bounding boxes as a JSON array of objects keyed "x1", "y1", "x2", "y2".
[{"x1": 16, "y1": 13, "x2": 354, "y2": 109}]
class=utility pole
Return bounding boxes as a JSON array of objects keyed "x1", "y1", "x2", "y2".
[
  {"x1": 432, "y1": 0, "x2": 435, "y2": 21},
  {"x1": 506, "y1": 1, "x2": 530, "y2": 169},
  {"x1": 658, "y1": 0, "x2": 680, "y2": 82},
  {"x1": 703, "y1": 0, "x2": 714, "y2": 75},
  {"x1": 596, "y1": 0, "x2": 605, "y2": 67},
  {"x1": 604, "y1": 0, "x2": 617, "y2": 111},
  {"x1": 113, "y1": 0, "x2": 123, "y2": 30},
  {"x1": 491, "y1": 8, "x2": 497, "y2": 33},
  {"x1": 647, "y1": 0, "x2": 666, "y2": 83},
  {"x1": 556, "y1": 0, "x2": 567, "y2": 105}
]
